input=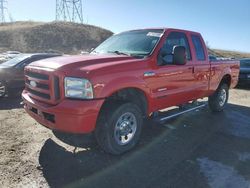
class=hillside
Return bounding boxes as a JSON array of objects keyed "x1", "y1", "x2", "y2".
[
  {"x1": 208, "y1": 48, "x2": 250, "y2": 59},
  {"x1": 0, "y1": 22, "x2": 249, "y2": 58},
  {"x1": 0, "y1": 21, "x2": 113, "y2": 54}
]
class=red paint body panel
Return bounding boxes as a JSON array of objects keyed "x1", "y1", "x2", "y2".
[
  {"x1": 22, "y1": 91, "x2": 104, "y2": 133},
  {"x1": 22, "y1": 28, "x2": 240, "y2": 133}
]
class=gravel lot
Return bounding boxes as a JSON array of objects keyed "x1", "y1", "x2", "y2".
[{"x1": 0, "y1": 87, "x2": 250, "y2": 188}]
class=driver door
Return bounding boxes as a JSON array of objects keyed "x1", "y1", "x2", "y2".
[{"x1": 145, "y1": 31, "x2": 196, "y2": 111}]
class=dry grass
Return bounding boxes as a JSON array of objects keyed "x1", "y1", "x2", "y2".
[
  {"x1": 208, "y1": 48, "x2": 250, "y2": 59},
  {"x1": 0, "y1": 21, "x2": 44, "y2": 31},
  {"x1": 0, "y1": 21, "x2": 113, "y2": 54}
]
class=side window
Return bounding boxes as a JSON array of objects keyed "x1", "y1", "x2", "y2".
[
  {"x1": 191, "y1": 35, "x2": 206, "y2": 61},
  {"x1": 19, "y1": 59, "x2": 32, "y2": 68},
  {"x1": 162, "y1": 32, "x2": 192, "y2": 60}
]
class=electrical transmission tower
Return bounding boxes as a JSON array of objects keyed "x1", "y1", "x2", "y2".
[
  {"x1": 56, "y1": 0, "x2": 83, "y2": 23},
  {"x1": 0, "y1": 0, "x2": 7, "y2": 23}
]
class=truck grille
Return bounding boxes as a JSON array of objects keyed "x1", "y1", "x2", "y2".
[{"x1": 25, "y1": 68, "x2": 61, "y2": 104}]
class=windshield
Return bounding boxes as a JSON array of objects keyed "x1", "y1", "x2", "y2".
[
  {"x1": 240, "y1": 59, "x2": 250, "y2": 67},
  {"x1": 92, "y1": 29, "x2": 164, "y2": 57},
  {"x1": 1, "y1": 54, "x2": 30, "y2": 67}
]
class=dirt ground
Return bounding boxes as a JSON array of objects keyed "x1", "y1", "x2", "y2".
[{"x1": 0, "y1": 87, "x2": 250, "y2": 188}]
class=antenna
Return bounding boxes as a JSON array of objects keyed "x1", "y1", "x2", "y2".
[{"x1": 56, "y1": 0, "x2": 83, "y2": 23}]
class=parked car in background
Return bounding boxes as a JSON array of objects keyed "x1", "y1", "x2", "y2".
[
  {"x1": 0, "y1": 51, "x2": 22, "y2": 64},
  {"x1": 6, "y1": 51, "x2": 22, "y2": 59},
  {"x1": 0, "y1": 56, "x2": 8, "y2": 64},
  {"x1": 238, "y1": 58, "x2": 250, "y2": 85},
  {"x1": 209, "y1": 55, "x2": 217, "y2": 61},
  {"x1": 0, "y1": 53, "x2": 61, "y2": 98}
]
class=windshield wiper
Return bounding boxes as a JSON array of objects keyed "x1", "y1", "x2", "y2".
[{"x1": 107, "y1": 51, "x2": 131, "y2": 56}]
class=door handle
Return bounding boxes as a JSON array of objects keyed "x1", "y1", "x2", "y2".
[
  {"x1": 188, "y1": 66, "x2": 195, "y2": 73},
  {"x1": 144, "y1": 71, "x2": 156, "y2": 77}
]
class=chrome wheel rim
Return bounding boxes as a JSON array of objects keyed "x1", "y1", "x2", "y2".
[
  {"x1": 114, "y1": 112, "x2": 137, "y2": 145},
  {"x1": 219, "y1": 88, "x2": 227, "y2": 107},
  {"x1": 0, "y1": 83, "x2": 6, "y2": 97}
]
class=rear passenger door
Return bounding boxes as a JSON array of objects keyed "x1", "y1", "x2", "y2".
[{"x1": 190, "y1": 34, "x2": 210, "y2": 98}]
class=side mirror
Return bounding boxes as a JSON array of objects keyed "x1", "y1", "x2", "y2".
[
  {"x1": 173, "y1": 45, "x2": 187, "y2": 65},
  {"x1": 158, "y1": 45, "x2": 187, "y2": 66}
]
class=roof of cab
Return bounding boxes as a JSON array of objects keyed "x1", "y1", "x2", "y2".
[{"x1": 117, "y1": 27, "x2": 201, "y2": 36}]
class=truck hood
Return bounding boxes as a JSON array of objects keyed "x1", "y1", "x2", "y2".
[{"x1": 28, "y1": 54, "x2": 137, "y2": 72}]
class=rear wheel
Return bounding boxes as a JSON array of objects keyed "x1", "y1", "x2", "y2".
[
  {"x1": 208, "y1": 83, "x2": 229, "y2": 112},
  {"x1": 95, "y1": 102, "x2": 143, "y2": 155}
]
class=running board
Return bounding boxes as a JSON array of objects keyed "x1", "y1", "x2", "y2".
[{"x1": 152, "y1": 102, "x2": 207, "y2": 123}]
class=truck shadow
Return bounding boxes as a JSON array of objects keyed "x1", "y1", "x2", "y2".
[
  {"x1": 38, "y1": 103, "x2": 250, "y2": 188},
  {"x1": 38, "y1": 138, "x2": 119, "y2": 188},
  {"x1": 38, "y1": 120, "x2": 166, "y2": 188},
  {"x1": 0, "y1": 97, "x2": 22, "y2": 110}
]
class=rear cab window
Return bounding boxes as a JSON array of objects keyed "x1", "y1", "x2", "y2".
[{"x1": 191, "y1": 35, "x2": 206, "y2": 61}]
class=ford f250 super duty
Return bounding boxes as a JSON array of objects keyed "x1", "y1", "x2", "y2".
[{"x1": 22, "y1": 28, "x2": 240, "y2": 154}]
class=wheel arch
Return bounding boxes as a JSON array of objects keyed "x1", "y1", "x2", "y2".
[
  {"x1": 100, "y1": 87, "x2": 149, "y2": 118},
  {"x1": 219, "y1": 74, "x2": 232, "y2": 88}
]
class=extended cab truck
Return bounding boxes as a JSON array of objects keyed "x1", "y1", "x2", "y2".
[{"x1": 22, "y1": 28, "x2": 239, "y2": 154}]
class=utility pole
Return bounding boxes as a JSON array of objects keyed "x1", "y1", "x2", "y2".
[
  {"x1": 0, "y1": 0, "x2": 6, "y2": 23},
  {"x1": 0, "y1": 0, "x2": 11, "y2": 23},
  {"x1": 56, "y1": 0, "x2": 83, "y2": 23}
]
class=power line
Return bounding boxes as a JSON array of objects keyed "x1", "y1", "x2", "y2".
[{"x1": 56, "y1": 0, "x2": 83, "y2": 23}]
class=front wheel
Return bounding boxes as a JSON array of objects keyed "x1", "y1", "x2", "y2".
[
  {"x1": 208, "y1": 83, "x2": 229, "y2": 112},
  {"x1": 95, "y1": 102, "x2": 143, "y2": 155}
]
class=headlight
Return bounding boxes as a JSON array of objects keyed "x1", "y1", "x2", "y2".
[{"x1": 64, "y1": 77, "x2": 93, "y2": 99}]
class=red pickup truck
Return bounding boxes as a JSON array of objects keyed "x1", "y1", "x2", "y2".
[{"x1": 22, "y1": 28, "x2": 239, "y2": 154}]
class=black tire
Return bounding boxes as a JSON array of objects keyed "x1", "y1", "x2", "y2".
[
  {"x1": 208, "y1": 83, "x2": 229, "y2": 112},
  {"x1": 95, "y1": 102, "x2": 143, "y2": 155}
]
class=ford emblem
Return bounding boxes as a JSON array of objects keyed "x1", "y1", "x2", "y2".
[{"x1": 30, "y1": 81, "x2": 37, "y2": 87}]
